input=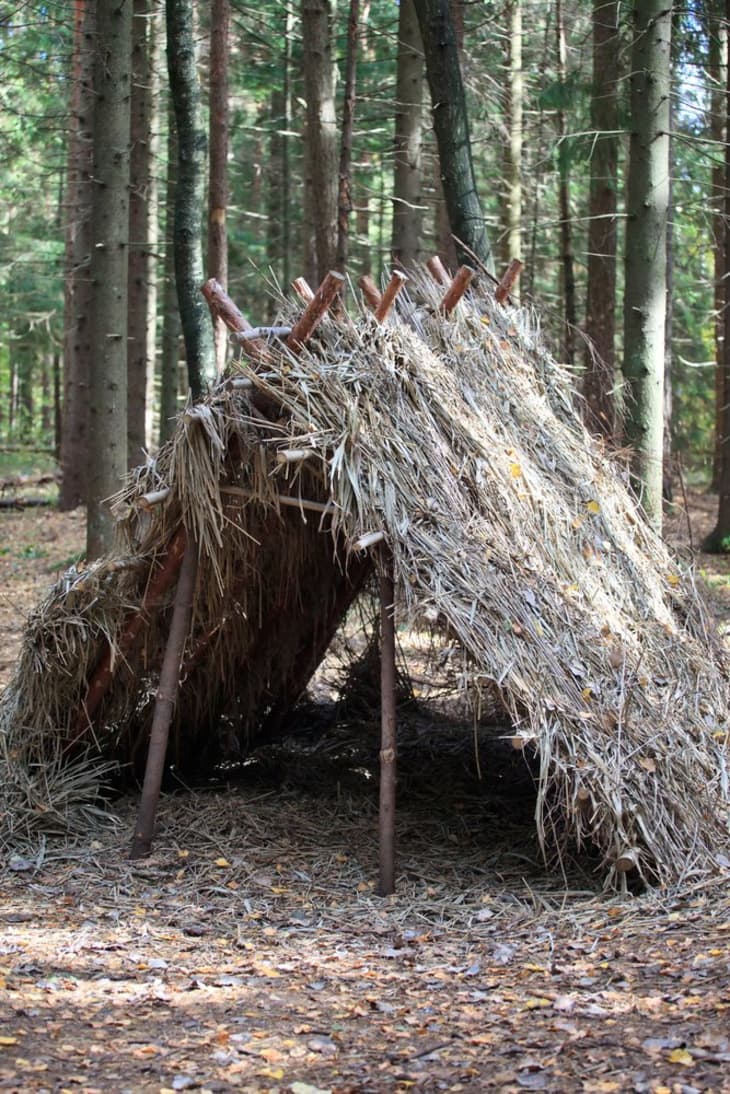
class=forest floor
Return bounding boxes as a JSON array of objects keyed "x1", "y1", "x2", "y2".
[{"x1": 0, "y1": 494, "x2": 729, "y2": 1094}]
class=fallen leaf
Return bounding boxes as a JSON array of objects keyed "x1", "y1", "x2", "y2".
[
  {"x1": 667, "y1": 1048, "x2": 694, "y2": 1066},
  {"x1": 586, "y1": 500, "x2": 601, "y2": 514}
]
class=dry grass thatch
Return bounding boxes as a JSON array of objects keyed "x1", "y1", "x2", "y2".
[{"x1": 1, "y1": 274, "x2": 728, "y2": 887}]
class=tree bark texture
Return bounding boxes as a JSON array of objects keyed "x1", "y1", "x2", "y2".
[
  {"x1": 159, "y1": 105, "x2": 181, "y2": 446},
  {"x1": 583, "y1": 0, "x2": 619, "y2": 440},
  {"x1": 502, "y1": 0, "x2": 523, "y2": 278},
  {"x1": 167, "y1": 0, "x2": 215, "y2": 399},
  {"x1": 127, "y1": 0, "x2": 152, "y2": 470},
  {"x1": 335, "y1": 0, "x2": 360, "y2": 274},
  {"x1": 555, "y1": 0, "x2": 576, "y2": 365},
  {"x1": 413, "y1": 0, "x2": 494, "y2": 272},
  {"x1": 302, "y1": 0, "x2": 338, "y2": 283},
  {"x1": 144, "y1": 4, "x2": 162, "y2": 449},
  {"x1": 392, "y1": 0, "x2": 424, "y2": 270},
  {"x1": 622, "y1": 0, "x2": 671, "y2": 532},
  {"x1": 711, "y1": 7, "x2": 728, "y2": 489},
  {"x1": 86, "y1": 0, "x2": 132, "y2": 559},
  {"x1": 61, "y1": 0, "x2": 95, "y2": 511},
  {"x1": 208, "y1": 0, "x2": 230, "y2": 375}
]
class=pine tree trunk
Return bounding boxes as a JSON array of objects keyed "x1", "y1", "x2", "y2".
[
  {"x1": 622, "y1": 0, "x2": 671, "y2": 532},
  {"x1": 392, "y1": 0, "x2": 424, "y2": 270},
  {"x1": 502, "y1": 0, "x2": 523, "y2": 279},
  {"x1": 710, "y1": 6, "x2": 728, "y2": 490},
  {"x1": 208, "y1": 0, "x2": 230, "y2": 374},
  {"x1": 335, "y1": 0, "x2": 360, "y2": 274},
  {"x1": 86, "y1": 0, "x2": 132, "y2": 559},
  {"x1": 159, "y1": 107, "x2": 181, "y2": 446},
  {"x1": 583, "y1": 0, "x2": 619, "y2": 440},
  {"x1": 144, "y1": 6, "x2": 162, "y2": 449},
  {"x1": 302, "y1": 0, "x2": 338, "y2": 283},
  {"x1": 61, "y1": 0, "x2": 95, "y2": 511},
  {"x1": 413, "y1": 0, "x2": 494, "y2": 272},
  {"x1": 127, "y1": 0, "x2": 152, "y2": 469},
  {"x1": 167, "y1": 0, "x2": 214, "y2": 399},
  {"x1": 555, "y1": 0, "x2": 576, "y2": 365}
]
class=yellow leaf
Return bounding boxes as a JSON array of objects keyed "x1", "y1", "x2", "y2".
[
  {"x1": 480, "y1": 316, "x2": 490, "y2": 326},
  {"x1": 572, "y1": 516, "x2": 584, "y2": 530},
  {"x1": 258, "y1": 1067, "x2": 285, "y2": 1080},
  {"x1": 270, "y1": 885, "x2": 288, "y2": 894},
  {"x1": 523, "y1": 997, "x2": 551, "y2": 1009},
  {"x1": 214, "y1": 857, "x2": 231, "y2": 868},
  {"x1": 667, "y1": 573, "x2": 681, "y2": 587},
  {"x1": 586, "y1": 500, "x2": 601, "y2": 514},
  {"x1": 668, "y1": 1048, "x2": 694, "y2": 1066},
  {"x1": 0, "y1": 1037, "x2": 18, "y2": 1047},
  {"x1": 582, "y1": 687, "x2": 593, "y2": 701},
  {"x1": 177, "y1": 849, "x2": 190, "y2": 859},
  {"x1": 510, "y1": 462, "x2": 522, "y2": 478}
]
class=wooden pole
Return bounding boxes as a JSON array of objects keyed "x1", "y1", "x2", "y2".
[
  {"x1": 291, "y1": 276, "x2": 316, "y2": 303},
  {"x1": 426, "y1": 254, "x2": 451, "y2": 286},
  {"x1": 201, "y1": 278, "x2": 272, "y2": 366},
  {"x1": 286, "y1": 270, "x2": 346, "y2": 354},
  {"x1": 378, "y1": 545, "x2": 397, "y2": 896},
  {"x1": 359, "y1": 274, "x2": 382, "y2": 311},
  {"x1": 495, "y1": 258, "x2": 524, "y2": 305},
  {"x1": 374, "y1": 270, "x2": 408, "y2": 322},
  {"x1": 130, "y1": 536, "x2": 199, "y2": 859},
  {"x1": 440, "y1": 264, "x2": 476, "y2": 315}
]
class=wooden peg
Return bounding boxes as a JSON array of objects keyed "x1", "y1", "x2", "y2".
[
  {"x1": 286, "y1": 270, "x2": 346, "y2": 355},
  {"x1": 375, "y1": 270, "x2": 408, "y2": 322},
  {"x1": 495, "y1": 258, "x2": 524, "y2": 305},
  {"x1": 426, "y1": 255, "x2": 451, "y2": 286},
  {"x1": 359, "y1": 274, "x2": 382, "y2": 311},
  {"x1": 440, "y1": 265, "x2": 476, "y2": 315},
  {"x1": 291, "y1": 277, "x2": 316, "y2": 304}
]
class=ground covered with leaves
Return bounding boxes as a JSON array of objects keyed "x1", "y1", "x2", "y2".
[{"x1": 1, "y1": 501, "x2": 729, "y2": 1093}]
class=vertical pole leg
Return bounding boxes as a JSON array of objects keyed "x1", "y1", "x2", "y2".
[{"x1": 378, "y1": 545, "x2": 397, "y2": 896}]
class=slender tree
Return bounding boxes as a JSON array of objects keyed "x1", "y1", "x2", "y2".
[
  {"x1": 86, "y1": 0, "x2": 133, "y2": 559},
  {"x1": 208, "y1": 0, "x2": 230, "y2": 375},
  {"x1": 555, "y1": 0, "x2": 576, "y2": 365},
  {"x1": 502, "y1": 0, "x2": 523, "y2": 280},
  {"x1": 413, "y1": 0, "x2": 494, "y2": 271},
  {"x1": 167, "y1": 0, "x2": 214, "y2": 398},
  {"x1": 622, "y1": 0, "x2": 672, "y2": 531},
  {"x1": 159, "y1": 106, "x2": 181, "y2": 446},
  {"x1": 710, "y1": 5, "x2": 728, "y2": 489},
  {"x1": 302, "y1": 0, "x2": 338, "y2": 283},
  {"x1": 61, "y1": 0, "x2": 95, "y2": 510},
  {"x1": 127, "y1": 0, "x2": 153, "y2": 469},
  {"x1": 392, "y1": 0, "x2": 425, "y2": 269},
  {"x1": 335, "y1": 0, "x2": 360, "y2": 273},
  {"x1": 583, "y1": 0, "x2": 619, "y2": 440}
]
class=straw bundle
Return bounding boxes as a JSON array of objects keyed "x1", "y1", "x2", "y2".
[{"x1": 1, "y1": 275, "x2": 728, "y2": 885}]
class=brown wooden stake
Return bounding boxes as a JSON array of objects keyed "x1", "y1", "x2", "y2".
[
  {"x1": 375, "y1": 270, "x2": 408, "y2": 322},
  {"x1": 291, "y1": 277, "x2": 316, "y2": 304},
  {"x1": 440, "y1": 264, "x2": 476, "y2": 315},
  {"x1": 286, "y1": 270, "x2": 346, "y2": 355},
  {"x1": 426, "y1": 254, "x2": 451, "y2": 286},
  {"x1": 378, "y1": 545, "x2": 397, "y2": 896},
  {"x1": 495, "y1": 258, "x2": 524, "y2": 305},
  {"x1": 67, "y1": 527, "x2": 188, "y2": 752},
  {"x1": 359, "y1": 274, "x2": 382, "y2": 311},
  {"x1": 201, "y1": 278, "x2": 272, "y2": 365},
  {"x1": 130, "y1": 536, "x2": 199, "y2": 859}
]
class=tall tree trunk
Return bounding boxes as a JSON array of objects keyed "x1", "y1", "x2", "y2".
[
  {"x1": 413, "y1": 0, "x2": 494, "y2": 272},
  {"x1": 622, "y1": 0, "x2": 671, "y2": 532},
  {"x1": 167, "y1": 0, "x2": 215, "y2": 399},
  {"x1": 555, "y1": 0, "x2": 576, "y2": 365},
  {"x1": 127, "y1": 0, "x2": 152, "y2": 469},
  {"x1": 144, "y1": 5, "x2": 162, "y2": 449},
  {"x1": 208, "y1": 0, "x2": 230, "y2": 375},
  {"x1": 267, "y1": 6, "x2": 294, "y2": 308},
  {"x1": 392, "y1": 0, "x2": 424, "y2": 270},
  {"x1": 86, "y1": 0, "x2": 132, "y2": 559},
  {"x1": 583, "y1": 0, "x2": 619, "y2": 440},
  {"x1": 61, "y1": 0, "x2": 95, "y2": 510},
  {"x1": 706, "y1": 0, "x2": 730, "y2": 550},
  {"x1": 335, "y1": 0, "x2": 360, "y2": 273},
  {"x1": 502, "y1": 0, "x2": 523, "y2": 281},
  {"x1": 302, "y1": 0, "x2": 338, "y2": 283},
  {"x1": 710, "y1": 5, "x2": 728, "y2": 490},
  {"x1": 159, "y1": 107, "x2": 181, "y2": 446}
]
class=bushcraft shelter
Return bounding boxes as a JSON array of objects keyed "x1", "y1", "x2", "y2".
[{"x1": 1, "y1": 261, "x2": 728, "y2": 889}]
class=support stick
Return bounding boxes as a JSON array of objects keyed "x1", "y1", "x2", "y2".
[
  {"x1": 359, "y1": 274, "x2": 382, "y2": 311},
  {"x1": 201, "y1": 278, "x2": 272, "y2": 365},
  {"x1": 286, "y1": 270, "x2": 346, "y2": 355},
  {"x1": 291, "y1": 277, "x2": 316, "y2": 304},
  {"x1": 375, "y1": 270, "x2": 408, "y2": 322},
  {"x1": 378, "y1": 545, "x2": 397, "y2": 896},
  {"x1": 130, "y1": 536, "x2": 199, "y2": 859},
  {"x1": 426, "y1": 255, "x2": 451, "y2": 286},
  {"x1": 440, "y1": 265, "x2": 476, "y2": 315},
  {"x1": 495, "y1": 258, "x2": 524, "y2": 305},
  {"x1": 67, "y1": 527, "x2": 188, "y2": 750}
]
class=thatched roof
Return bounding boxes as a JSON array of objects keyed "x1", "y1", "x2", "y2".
[{"x1": 1, "y1": 274, "x2": 728, "y2": 886}]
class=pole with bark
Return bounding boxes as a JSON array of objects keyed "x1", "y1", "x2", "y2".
[
  {"x1": 335, "y1": 0, "x2": 360, "y2": 274},
  {"x1": 208, "y1": 0, "x2": 230, "y2": 375},
  {"x1": 378, "y1": 545, "x2": 397, "y2": 896}
]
